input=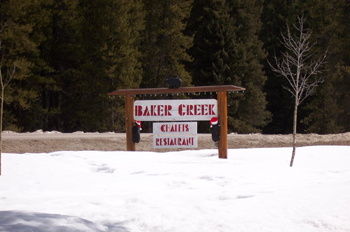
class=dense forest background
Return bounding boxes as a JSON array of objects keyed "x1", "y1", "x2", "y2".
[{"x1": 0, "y1": 0, "x2": 349, "y2": 134}]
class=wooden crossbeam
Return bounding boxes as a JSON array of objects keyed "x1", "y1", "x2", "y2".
[{"x1": 108, "y1": 85, "x2": 245, "y2": 96}]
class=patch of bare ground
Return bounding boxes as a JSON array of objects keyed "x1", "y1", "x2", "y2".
[{"x1": 2, "y1": 130, "x2": 350, "y2": 153}]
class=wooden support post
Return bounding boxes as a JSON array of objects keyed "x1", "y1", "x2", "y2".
[
  {"x1": 217, "y1": 91, "x2": 228, "y2": 159},
  {"x1": 125, "y1": 94, "x2": 135, "y2": 151}
]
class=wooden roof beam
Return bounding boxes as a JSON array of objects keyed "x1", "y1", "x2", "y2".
[{"x1": 107, "y1": 85, "x2": 245, "y2": 96}]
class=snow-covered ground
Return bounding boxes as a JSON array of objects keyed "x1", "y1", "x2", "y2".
[{"x1": 1, "y1": 146, "x2": 350, "y2": 232}]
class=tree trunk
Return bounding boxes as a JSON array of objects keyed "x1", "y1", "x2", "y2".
[
  {"x1": 0, "y1": 87, "x2": 3, "y2": 175},
  {"x1": 290, "y1": 96, "x2": 298, "y2": 167}
]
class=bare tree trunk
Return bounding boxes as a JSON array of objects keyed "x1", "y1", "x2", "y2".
[
  {"x1": 290, "y1": 96, "x2": 298, "y2": 167},
  {"x1": 268, "y1": 15, "x2": 327, "y2": 167},
  {"x1": 1, "y1": 23, "x2": 16, "y2": 175},
  {"x1": 0, "y1": 85, "x2": 3, "y2": 175}
]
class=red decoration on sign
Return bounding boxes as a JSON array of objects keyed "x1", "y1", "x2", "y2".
[
  {"x1": 210, "y1": 117, "x2": 218, "y2": 128},
  {"x1": 135, "y1": 120, "x2": 142, "y2": 130}
]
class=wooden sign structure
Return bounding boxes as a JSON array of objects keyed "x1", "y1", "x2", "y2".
[{"x1": 107, "y1": 85, "x2": 245, "y2": 158}]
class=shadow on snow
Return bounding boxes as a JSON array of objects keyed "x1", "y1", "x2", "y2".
[{"x1": 0, "y1": 210, "x2": 129, "y2": 232}]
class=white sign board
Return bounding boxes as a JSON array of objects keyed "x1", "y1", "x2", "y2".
[
  {"x1": 153, "y1": 135, "x2": 197, "y2": 148},
  {"x1": 134, "y1": 99, "x2": 217, "y2": 121},
  {"x1": 153, "y1": 122, "x2": 197, "y2": 135},
  {"x1": 153, "y1": 122, "x2": 197, "y2": 149}
]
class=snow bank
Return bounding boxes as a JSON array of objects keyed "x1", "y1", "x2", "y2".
[{"x1": 1, "y1": 146, "x2": 349, "y2": 231}]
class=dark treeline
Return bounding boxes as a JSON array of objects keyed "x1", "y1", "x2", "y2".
[{"x1": 0, "y1": 0, "x2": 349, "y2": 134}]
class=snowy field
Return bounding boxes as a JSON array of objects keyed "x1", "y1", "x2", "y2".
[{"x1": 1, "y1": 146, "x2": 350, "y2": 232}]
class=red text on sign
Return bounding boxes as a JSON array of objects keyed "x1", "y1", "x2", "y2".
[
  {"x1": 178, "y1": 104, "x2": 215, "y2": 116},
  {"x1": 160, "y1": 123, "x2": 189, "y2": 133},
  {"x1": 155, "y1": 137, "x2": 194, "y2": 147},
  {"x1": 135, "y1": 105, "x2": 172, "y2": 117}
]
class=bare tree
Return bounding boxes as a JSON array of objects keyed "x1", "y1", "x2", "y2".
[
  {"x1": 268, "y1": 15, "x2": 327, "y2": 167},
  {"x1": 0, "y1": 22, "x2": 17, "y2": 175}
]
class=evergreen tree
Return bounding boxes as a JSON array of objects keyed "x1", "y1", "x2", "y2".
[
  {"x1": 187, "y1": 0, "x2": 270, "y2": 133},
  {"x1": 103, "y1": 0, "x2": 145, "y2": 132},
  {"x1": 141, "y1": 0, "x2": 193, "y2": 88},
  {"x1": 302, "y1": 67, "x2": 344, "y2": 133},
  {"x1": 1, "y1": 0, "x2": 145, "y2": 132},
  {"x1": 188, "y1": 0, "x2": 234, "y2": 86},
  {"x1": 19, "y1": 0, "x2": 82, "y2": 132},
  {"x1": 60, "y1": 0, "x2": 145, "y2": 132},
  {"x1": 301, "y1": 0, "x2": 350, "y2": 133},
  {"x1": 0, "y1": 0, "x2": 47, "y2": 132},
  {"x1": 261, "y1": 0, "x2": 350, "y2": 134},
  {"x1": 260, "y1": 0, "x2": 300, "y2": 134}
]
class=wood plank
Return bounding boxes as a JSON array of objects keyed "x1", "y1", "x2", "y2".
[{"x1": 108, "y1": 85, "x2": 245, "y2": 96}]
